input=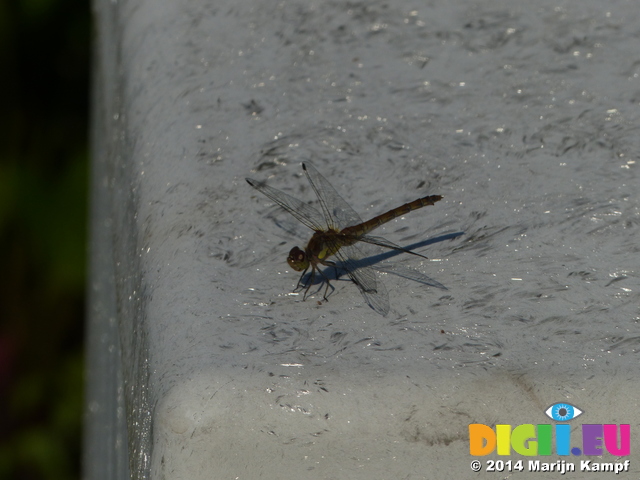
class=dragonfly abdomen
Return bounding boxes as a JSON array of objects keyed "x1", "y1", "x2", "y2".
[{"x1": 341, "y1": 194, "x2": 443, "y2": 236}]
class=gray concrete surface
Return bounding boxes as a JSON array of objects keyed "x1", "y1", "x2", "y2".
[{"x1": 88, "y1": 0, "x2": 640, "y2": 478}]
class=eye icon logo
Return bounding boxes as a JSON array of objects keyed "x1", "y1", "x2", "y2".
[{"x1": 545, "y1": 403, "x2": 583, "y2": 422}]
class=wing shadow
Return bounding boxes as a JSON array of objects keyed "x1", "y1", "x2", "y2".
[{"x1": 301, "y1": 231, "x2": 464, "y2": 293}]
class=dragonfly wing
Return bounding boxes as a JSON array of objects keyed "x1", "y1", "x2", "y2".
[
  {"x1": 374, "y1": 261, "x2": 447, "y2": 290},
  {"x1": 334, "y1": 246, "x2": 378, "y2": 293},
  {"x1": 334, "y1": 244, "x2": 390, "y2": 316},
  {"x1": 357, "y1": 273, "x2": 390, "y2": 316},
  {"x1": 302, "y1": 162, "x2": 363, "y2": 230},
  {"x1": 338, "y1": 241, "x2": 445, "y2": 312},
  {"x1": 246, "y1": 178, "x2": 326, "y2": 231},
  {"x1": 357, "y1": 235, "x2": 429, "y2": 259}
]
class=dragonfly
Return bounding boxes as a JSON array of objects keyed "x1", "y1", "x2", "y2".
[{"x1": 246, "y1": 162, "x2": 445, "y2": 315}]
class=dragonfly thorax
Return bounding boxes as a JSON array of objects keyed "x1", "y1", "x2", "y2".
[{"x1": 287, "y1": 246, "x2": 309, "y2": 271}]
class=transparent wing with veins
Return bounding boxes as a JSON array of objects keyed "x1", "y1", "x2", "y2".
[
  {"x1": 334, "y1": 243, "x2": 389, "y2": 315},
  {"x1": 245, "y1": 178, "x2": 326, "y2": 231},
  {"x1": 303, "y1": 163, "x2": 431, "y2": 258},
  {"x1": 301, "y1": 162, "x2": 363, "y2": 230}
]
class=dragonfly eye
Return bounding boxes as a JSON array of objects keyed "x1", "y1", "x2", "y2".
[{"x1": 287, "y1": 246, "x2": 308, "y2": 271}]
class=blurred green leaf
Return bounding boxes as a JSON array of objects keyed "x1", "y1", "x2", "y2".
[{"x1": 1, "y1": 0, "x2": 90, "y2": 479}]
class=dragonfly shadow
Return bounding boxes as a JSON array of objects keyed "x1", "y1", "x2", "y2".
[
  {"x1": 300, "y1": 231, "x2": 464, "y2": 296},
  {"x1": 360, "y1": 231, "x2": 464, "y2": 266}
]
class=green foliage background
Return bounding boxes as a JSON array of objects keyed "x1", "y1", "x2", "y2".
[{"x1": 0, "y1": 0, "x2": 89, "y2": 478}]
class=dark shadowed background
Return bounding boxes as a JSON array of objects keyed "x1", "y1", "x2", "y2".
[{"x1": 0, "y1": 0, "x2": 89, "y2": 478}]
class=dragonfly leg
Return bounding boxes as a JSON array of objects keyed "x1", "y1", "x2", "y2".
[
  {"x1": 315, "y1": 267, "x2": 335, "y2": 301},
  {"x1": 293, "y1": 266, "x2": 310, "y2": 293},
  {"x1": 302, "y1": 268, "x2": 315, "y2": 300},
  {"x1": 316, "y1": 260, "x2": 340, "y2": 301}
]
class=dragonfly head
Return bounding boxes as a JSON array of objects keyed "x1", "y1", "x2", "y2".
[{"x1": 287, "y1": 246, "x2": 309, "y2": 271}]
